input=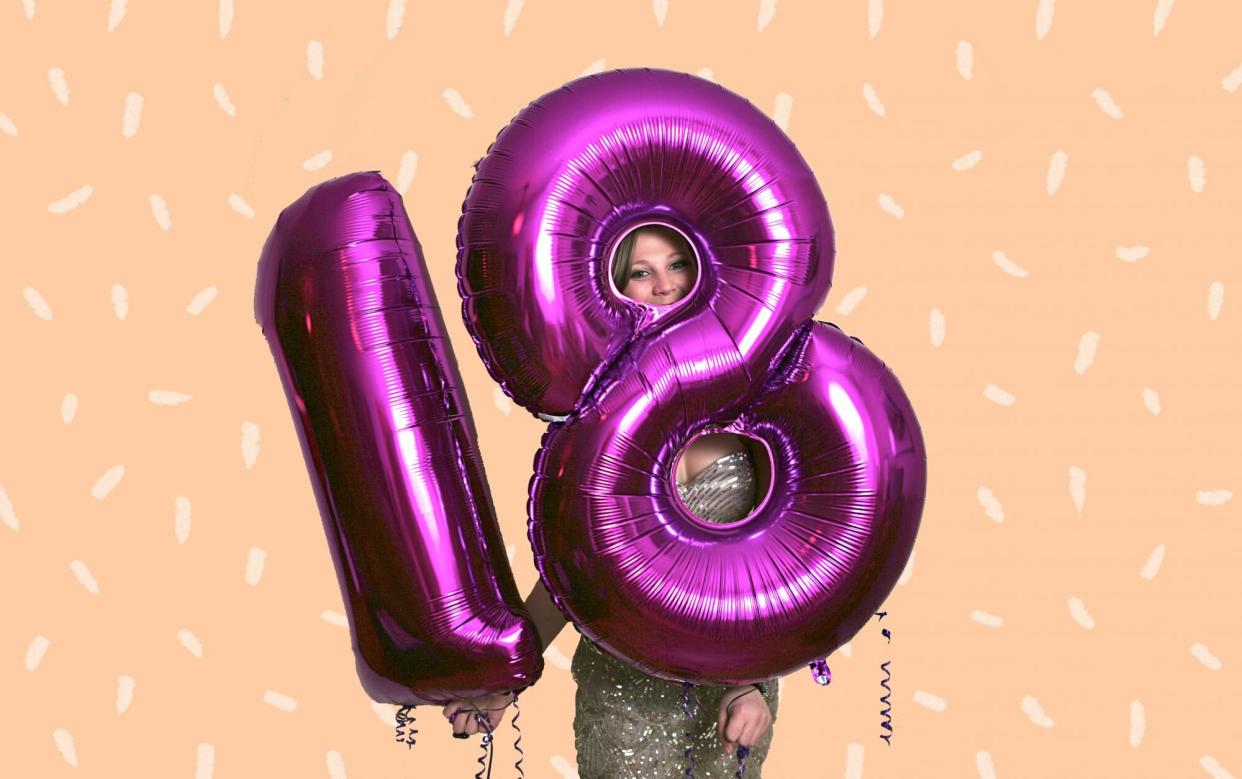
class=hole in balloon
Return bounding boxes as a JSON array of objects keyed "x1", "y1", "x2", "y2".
[
  {"x1": 608, "y1": 222, "x2": 701, "y2": 308},
  {"x1": 672, "y1": 431, "x2": 774, "y2": 529}
]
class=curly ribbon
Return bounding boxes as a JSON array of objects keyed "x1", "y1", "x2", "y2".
[
  {"x1": 809, "y1": 659, "x2": 832, "y2": 686},
  {"x1": 879, "y1": 661, "x2": 893, "y2": 745},
  {"x1": 473, "y1": 710, "x2": 495, "y2": 779},
  {"x1": 681, "y1": 682, "x2": 699, "y2": 778},
  {"x1": 511, "y1": 691, "x2": 525, "y2": 779},
  {"x1": 735, "y1": 744, "x2": 751, "y2": 777},
  {"x1": 393, "y1": 705, "x2": 417, "y2": 749}
]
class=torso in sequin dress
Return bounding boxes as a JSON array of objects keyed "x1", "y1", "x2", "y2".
[{"x1": 571, "y1": 451, "x2": 780, "y2": 778}]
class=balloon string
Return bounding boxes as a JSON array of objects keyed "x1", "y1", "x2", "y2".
[
  {"x1": 393, "y1": 705, "x2": 417, "y2": 749},
  {"x1": 879, "y1": 661, "x2": 893, "y2": 745},
  {"x1": 510, "y1": 691, "x2": 525, "y2": 779},
  {"x1": 735, "y1": 745, "x2": 751, "y2": 777},
  {"x1": 472, "y1": 709, "x2": 494, "y2": 779},
  {"x1": 681, "y1": 682, "x2": 698, "y2": 778}
]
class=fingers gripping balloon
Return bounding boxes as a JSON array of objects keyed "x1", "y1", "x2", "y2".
[
  {"x1": 460, "y1": 69, "x2": 926, "y2": 685},
  {"x1": 255, "y1": 173, "x2": 542, "y2": 705}
]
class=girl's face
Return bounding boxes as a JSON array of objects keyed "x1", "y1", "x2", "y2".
[{"x1": 621, "y1": 230, "x2": 697, "y2": 305}]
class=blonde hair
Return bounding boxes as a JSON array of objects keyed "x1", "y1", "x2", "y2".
[{"x1": 610, "y1": 225, "x2": 695, "y2": 295}]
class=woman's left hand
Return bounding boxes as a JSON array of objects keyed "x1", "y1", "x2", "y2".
[{"x1": 717, "y1": 685, "x2": 773, "y2": 756}]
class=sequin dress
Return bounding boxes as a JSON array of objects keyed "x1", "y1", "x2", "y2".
[{"x1": 571, "y1": 451, "x2": 780, "y2": 778}]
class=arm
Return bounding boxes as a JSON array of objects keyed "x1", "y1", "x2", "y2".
[{"x1": 523, "y1": 578, "x2": 570, "y2": 651}]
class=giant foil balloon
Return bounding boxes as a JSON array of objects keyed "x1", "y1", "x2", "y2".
[
  {"x1": 459, "y1": 68, "x2": 926, "y2": 684},
  {"x1": 255, "y1": 172, "x2": 542, "y2": 704}
]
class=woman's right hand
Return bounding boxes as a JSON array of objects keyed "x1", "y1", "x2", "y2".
[{"x1": 443, "y1": 692, "x2": 513, "y2": 737}]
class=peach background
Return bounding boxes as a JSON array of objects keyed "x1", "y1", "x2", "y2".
[{"x1": 2, "y1": 1, "x2": 1239, "y2": 777}]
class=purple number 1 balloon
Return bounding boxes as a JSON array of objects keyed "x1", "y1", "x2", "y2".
[{"x1": 255, "y1": 172, "x2": 542, "y2": 705}]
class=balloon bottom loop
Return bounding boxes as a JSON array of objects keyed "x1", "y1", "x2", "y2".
[
  {"x1": 393, "y1": 705, "x2": 417, "y2": 749},
  {"x1": 809, "y1": 659, "x2": 832, "y2": 686}
]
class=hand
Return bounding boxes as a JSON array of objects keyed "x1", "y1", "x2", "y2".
[
  {"x1": 716, "y1": 686, "x2": 773, "y2": 756},
  {"x1": 442, "y1": 692, "x2": 513, "y2": 738}
]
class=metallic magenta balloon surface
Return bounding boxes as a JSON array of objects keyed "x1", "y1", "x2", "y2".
[
  {"x1": 458, "y1": 68, "x2": 834, "y2": 417},
  {"x1": 255, "y1": 172, "x2": 542, "y2": 705}
]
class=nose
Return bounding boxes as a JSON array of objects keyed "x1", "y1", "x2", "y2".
[{"x1": 652, "y1": 271, "x2": 680, "y2": 299}]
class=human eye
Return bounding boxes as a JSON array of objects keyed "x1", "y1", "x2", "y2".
[{"x1": 629, "y1": 268, "x2": 650, "y2": 279}]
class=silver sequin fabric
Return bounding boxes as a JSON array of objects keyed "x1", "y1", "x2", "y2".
[{"x1": 572, "y1": 451, "x2": 780, "y2": 778}]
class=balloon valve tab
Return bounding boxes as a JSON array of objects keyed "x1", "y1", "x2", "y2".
[{"x1": 809, "y1": 659, "x2": 832, "y2": 686}]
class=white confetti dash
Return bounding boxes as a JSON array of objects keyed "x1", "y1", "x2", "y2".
[
  {"x1": 116, "y1": 674, "x2": 135, "y2": 713},
  {"x1": 652, "y1": 0, "x2": 668, "y2": 27},
  {"x1": 772, "y1": 92, "x2": 793, "y2": 131},
  {"x1": 839, "y1": 641, "x2": 852, "y2": 658},
  {"x1": 0, "y1": 112, "x2": 17, "y2": 136},
  {"x1": 897, "y1": 549, "x2": 915, "y2": 585},
  {"x1": 992, "y1": 250, "x2": 1029, "y2": 277},
  {"x1": 174, "y1": 495, "x2": 192, "y2": 544},
  {"x1": 196, "y1": 743, "x2": 215, "y2": 779},
  {"x1": 550, "y1": 754, "x2": 579, "y2": 779},
  {"x1": 26, "y1": 635, "x2": 51, "y2": 670},
  {"x1": 1140, "y1": 544, "x2": 1165, "y2": 579},
  {"x1": 930, "y1": 308, "x2": 946, "y2": 346},
  {"x1": 227, "y1": 193, "x2": 255, "y2": 218},
  {"x1": 178, "y1": 628, "x2": 204, "y2": 659},
  {"x1": 1, "y1": 482, "x2": 21, "y2": 531},
  {"x1": 108, "y1": 0, "x2": 127, "y2": 32},
  {"x1": 443, "y1": 88, "x2": 474, "y2": 118},
  {"x1": 862, "y1": 83, "x2": 886, "y2": 116},
  {"x1": 49, "y1": 67, "x2": 70, "y2": 105},
  {"x1": 845, "y1": 742, "x2": 865, "y2": 779},
  {"x1": 1021, "y1": 695, "x2": 1054, "y2": 727},
  {"x1": 122, "y1": 92, "x2": 143, "y2": 138},
  {"x1": 321, "y1": 609, "x2": 348, "y2": 627},
  {"x1": 263, "y1": 690, "x2": 297, "y2": 711},
  {"x1": 581, "y1": 58, "x2": 606, "y2": 77},
  {"x1": 976, "y1": 751, "x2": 997, "y2": 779},
  {"x1": 1091, "y1": 87, "x2": 1123, "y2": 119},
  {"x1": 1047, "y1": 149, "x2": 1068, "y2": 194},
  {"x1": 867, "y1": 0, "x2": 882, "y2": 38},
  {"x1": 1074, "y1": 331, "x2": 1099, "y2": 375},
  {"x1": 971, "y1": 609, "x2": 1003, "y2": 627},
  {"x1": 188, "y1": 286, "x2": 218, "y2": 315},
  {"x1": 956, "y1": 40, "x2": 974, "y2": 80},
  {"x1": 977, "y1": 485, "x2": 1005, "y2": 523},
  {"x1": 49, "y1": 184, "x2": 93, "y2": 214},
  {"x1": 53, "y1": 729, "x2": 78, "y2": 767},
  {"x1": 757, "y1": 0, "x2": 777, "y2": 31},
  {"x1": 112, "y1": 283, "x2": 129, "y2": 319},
  {"x1": 1142, "y1": 387, "x2": 1161, "y2": 415},
  {"x1": 326, "y1": 751, "x2": 346, "y2": 779},
  {"x1": 696, "y1": 67, "x2": 715, "y2": 82},
  {"x1": 1129, "y1": 699, "x2": 1146, "y2": 746},
  {"x1": 877, "y1": 193, "x2": 904, "y2": 218},
  {"x1": 506, "y1": 544, "x2": 516, "y2": 561},
  {"x1": 150, "y1": 193, "x2": 172, "y2": 230},
  {"x1": 22, "y1": 0, "x2": 34, "y2": 19},
  {"x1": 241, "y1": 421, "x2": 261, "y2": 468},
  {"x1": 1068, "y1": 596, "x2": 1095, "y2": 629},
  {"x1": 913, "y1": 690, "x2": 947, "y2": 712},
  {"x1": 503, "y1": 0, "x2": 523, "y2": 35},
  {"x1": 983, "y1": 383, "x2": 1016, "y2": 407},
  {"x1": 1208, "y1": 281, "x2": 1224, "y2": 320},
  {"x1": 91, "y1": 465, "x2": 125, "y2": 499},
  {"x1": 70, "y1": 559, "x2": 100, "y2": 594},
  {"x1": 1223, "y1": 63, "x2": 1242, "y2": 93},
  {"x1": 835, "y1": 285, "x2": 867, "y2": 315},
  {"x1": 1188, "y1": 155, "x2": 1205, "y2": 192},
  {"x1": 1153, "y1": 0, "x2": 1175, "y2": 35},
  {"x1": 1201, "y1": 755, "x2": 1236, "y2": 779},
  {"x1": 219, "y1": 0, "x2": 233, "y2": 38},
  {"x1": 952, "y1": 150, "x2": 982, "y2": 170},
  {"x1": 245, "y1": 547, "x2": 267, "y2": 585},
  {"x1": 385, "y1": 0, "x2": 405, "y2": 39},
  {"x1": 1195, "y1": 489, "x2": 1232, "y2": 506},
  {"x1": 1069, "y1": 465, "x2": 1086, "y2": 516},
  {"x1": 544, "y1": 644, "x2": 571, "y2": 670},
  {"x1": 307, "y1": 41, "x2": 324, "y2": 80},
  {"x1": 1036, "y1": 0, "x2": 1055, "y2": 40},
  {"x1": 213, "y1": 83, "x2": 236, "y2": 117},
  {"x1": 149, "y1": 390, "x2": 192, "y2": 406},
  {"x1": 303, "y1": 149, "x2": 332, "y2": 171},
  {"x1": 23, "y1": 287, "x2": 53, "y2": 320},
  {"x1": 1191, "y1": 642, "x2": 1222, "y2": 670},
  {"x1": 1116, "y1": 245, "x2": 1149, "y2": 262},
  {"x1": 371, "y1": 701, "x2": 398, "y2": 726},
  {"x1": 396, "y1": 149, "x2": 418, "y2": 194}
]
